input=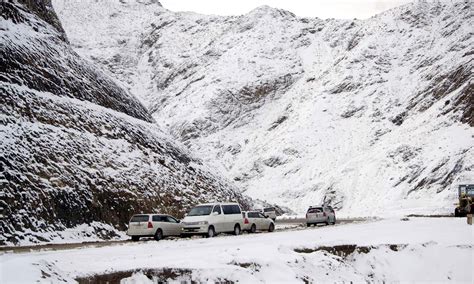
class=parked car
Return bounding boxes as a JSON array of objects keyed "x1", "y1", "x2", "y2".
[
  {"x1": 306, "y1": 206, "x2": 336, "y2": 226},
  {"x1": 127, "y1": 214, "x2": 182, "y2": 241},
  {"x1": 242, "y1": 211, "x2": 275, "y2": 233},
  {"x1": 181, "y1": 202, "x2": 244, "y2": 237},
  {"x1": 261, "y1": 207, "x2": 277, "y2": 221}
]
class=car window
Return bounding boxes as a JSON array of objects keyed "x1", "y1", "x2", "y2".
[
  {"x1": 152, "y1": 215, "x2": 167, "y2": 222},
  {"x1": 325, "y1": 207, "x2": 334, "y2": 213},
  {"x1": 247, "y1": 212, "x2": 256, "y2": 218},
  {"x1": 188, "y1": 205, "x2": 213, "y2": 216},
  {"x1": 232, "y1": 205, "x2": 241, "y2": 214},
  {"x1": 242, "y1": 212, "x2": 246, "y2": 218},
  {"x1": 307, "y1": 208, "x2": 322, "y2": 213},
  {"x1": 130, "y1": 215, "x2": 149, "y2": 222},
  {"x1": 212, "y1": 205, "x2": 222, "y2": 214},
  {"x1": 252, "y1": 212, "x2": 262, "y2": 218},
  {"x1": 263, "y1": 207, "x2": 275, "y2": 212},
  {"x1": 222, "y1": 205, "x2": 241, "y2": 215},
  {"x1": 222, "y1": 205, "x2": 233, "y2": 215},
  {"x1": 166, "y1": 216, "x2": 179, "y2": 223}
]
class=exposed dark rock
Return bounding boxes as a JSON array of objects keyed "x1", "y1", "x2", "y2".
[
  {"x1": 14, "y1": 0, "x2": 67, "y2": 40},
  {"x1": 1, "y1": 1, "x2": 153, "y2": 123},
  {"x1": 391, "y1": 112, "x2": 407, "y2": 126},
  {"x1": 294, "y1": 244, "x2": 408, "y2": 257},
  {"x1": 268, "y1": 115, "x2": 288, "y2": 130},
  {"x1": 75, "y1": 268, "x2": 195, "y2": 284}
]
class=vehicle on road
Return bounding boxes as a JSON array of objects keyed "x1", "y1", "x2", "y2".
[
  {"x1": 454, "y1": 184, "x2": 474, "y2": 217},
  {"x1": 242, "y1": 211, "x2": 275, "y2": 233},
  {"x1": 261, "y1": 207, "x2": 277, "y2": 221},
  {"x1": 181, "y1": 202, "x2": 244, "y2": 238},
  {"x1": 306, "y1": 206, "x2": 336, "y2": 226},
  {"x1": 127, "y1": 214, "x2": 182, "y2": 241}
]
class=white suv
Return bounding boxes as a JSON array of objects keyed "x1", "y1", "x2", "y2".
[
  {"x1": 181, "y1": 202, "x2": 244, "y2": 237},
  {"x1": 306, "y1": 206, "x2": 336, "y2": 226},
  {"x1": 261, "y1": 207, "x2": 277, "y2": 221}
]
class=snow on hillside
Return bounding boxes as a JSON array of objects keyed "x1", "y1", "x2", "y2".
[
  {"x1": 0, "y1": 0, "x2": 249, "y2": 245},
  {"x1": 1, "y1": 218, "x2": 472, "y2": 283},
  {"x1": 53, "y1": 0, "x2": 474, "y2": 216}
]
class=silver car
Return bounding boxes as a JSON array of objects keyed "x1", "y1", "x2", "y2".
[
  {"x1": 127, "y1": 214, "x2": 182, "y2": 241},
  {"x1": 306, "y1": 206, "x2": 336, "y2": 226},
  {"x1": 243, "y1": 211, "x2": 275, "y2": 233}
]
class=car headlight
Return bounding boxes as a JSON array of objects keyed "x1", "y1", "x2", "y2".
[{"x1": 197, "y1": 221, "x2": 208, "y2": 225}]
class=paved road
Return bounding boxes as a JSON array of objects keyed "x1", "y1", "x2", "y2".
[
  {"x1": 0, "y1": 218, "x2": 368, "y2": 254},
  {"x1": 276, "y1": 217, "x2": 365, "y2": 225}
]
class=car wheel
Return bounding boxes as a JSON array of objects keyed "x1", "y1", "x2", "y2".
[
  {"x1": 250, "y1": 224, "x2": 257, "y2": 233},
  {"x1": 154, "y1": 229, "x2": 163, "y2": 241},
  {"x1": 268, "y1": 223, "x2": 275, "y2": 232},
  {"x1": 233, "y1": 224, "x2": 241, "y2": 235},
  {"x1": 306, "y1": 223, "x2": 311, "y2": 227},
  {"x1": 131, "y1": 236, "x2": 140, "y2": 241},
  {"x1": 454, "y1": 208, "x2": 460, "y2": 217},
  {"x1": 207, "y1": 226, "x2": 215, "y2": 238},
  {"x1": 325, "y1": 218, "x2": 330, "y2": 225}
]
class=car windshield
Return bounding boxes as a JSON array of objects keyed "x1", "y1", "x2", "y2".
[{"x1": 187, "y1": 205, "x2": 213, "y2": 216}]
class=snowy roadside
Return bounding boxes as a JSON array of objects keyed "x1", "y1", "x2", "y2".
[
  {"x1": 0, "y1": 217, "x2": 361, "y2": 250},
  {"x1": 1, "y1": 218, "x2": 472, "y2": 283},
  {"x1": 0, "y1": 222, "x2": 128, "y2": 247}
]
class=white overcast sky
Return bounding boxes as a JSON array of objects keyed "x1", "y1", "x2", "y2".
[{"x1": 160, "y1": 0, "x2": 415, "y2": 19}]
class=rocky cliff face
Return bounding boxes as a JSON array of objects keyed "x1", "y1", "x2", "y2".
[
  {"x1": 53, "y1": 0, "x2": 473, "y2": 216},
  {"x1": 0, "y1": 0, "x2": 248, "y2": 245}
]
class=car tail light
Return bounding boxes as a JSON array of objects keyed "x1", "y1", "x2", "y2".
[
  {"x1": 244, "y1": 218, "x2": 249, "y2": 224},
  {"x1": 147, "y1": 221, "x2": 153, "y2": 228}
]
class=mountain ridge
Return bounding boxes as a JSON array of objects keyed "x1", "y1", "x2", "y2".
[{"x1": 53, "y1": 0, "x2": 473, "y2": 216}]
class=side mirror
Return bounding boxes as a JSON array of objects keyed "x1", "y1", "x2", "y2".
[
  {"x1": 211, "y1": 211, "x2": 218, "y2": 216},
  {"x1": 265, "y1": 215, "x2": 269, "y2": 218}
]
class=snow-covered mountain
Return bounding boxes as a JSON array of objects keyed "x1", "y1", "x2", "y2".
[
  {"x1": 53, "y1": 0, "x2": 473, "y2": 217},
  {"x1": 0, "y1": 0, "x2": 249, "y2": 245}
]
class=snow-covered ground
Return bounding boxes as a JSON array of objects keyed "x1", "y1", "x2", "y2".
[{"x1": 1, "y1": 218, "x2": 472, "y2": 283}]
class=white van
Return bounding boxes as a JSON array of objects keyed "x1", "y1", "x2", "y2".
[{"x1": 181, "y1": 202, "x2": 244, "y2": 237}]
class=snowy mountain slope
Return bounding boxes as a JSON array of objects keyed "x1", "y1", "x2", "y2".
[
  {"x1": 0, "y1": 0, "x2": 249, "y2": 245},
  {"x1": 53, "y1": 0, "x2": 474, "y2": 216}
]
